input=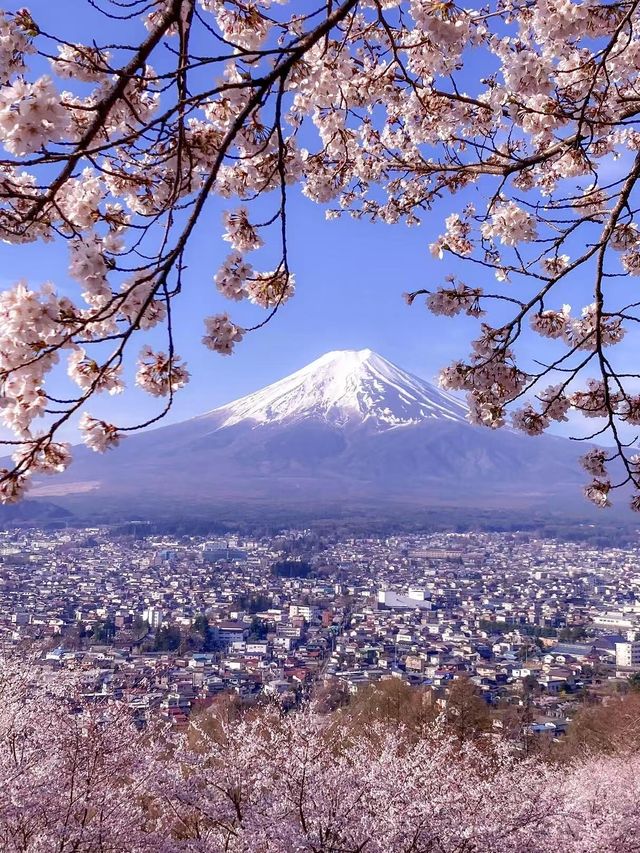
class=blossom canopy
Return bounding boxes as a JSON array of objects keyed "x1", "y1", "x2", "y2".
[{"x1": 1, "y1": 0, "x2": 640, "y2": 509}]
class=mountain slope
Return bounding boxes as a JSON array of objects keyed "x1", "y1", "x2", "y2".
[{"x1": 26, "y1": 349, "x2": 597, "y2": 519}]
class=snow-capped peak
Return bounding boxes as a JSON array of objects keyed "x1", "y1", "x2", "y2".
[{"x1": 207, "y1": 349, "x2": 468, "y2": 431}]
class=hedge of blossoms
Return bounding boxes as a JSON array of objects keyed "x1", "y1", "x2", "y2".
[
  {"x1": 2, "y1": 0, "x2": 640, "y2": 507},
  {"x1": 3, "y1": 658, "x2": 640, "y2": 852}
]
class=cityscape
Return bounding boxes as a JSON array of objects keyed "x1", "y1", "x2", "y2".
[{"x1": 5, "y1": 524, "x2": 640, "y2": 738}]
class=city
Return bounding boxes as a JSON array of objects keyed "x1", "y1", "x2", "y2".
[{"x1": 4, "y1": 524, "x2": 640, "y2": 738}]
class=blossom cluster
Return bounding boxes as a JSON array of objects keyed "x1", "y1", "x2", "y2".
[
  {"x1": 426, "y1": 281, "x2": 483, "y2": 317},
  {"x1": 202, "y1": 313, "x2": 244, "y2": 355},
  {"x1": 135, "y1": 346, "x2": 190, "y2": 398}
]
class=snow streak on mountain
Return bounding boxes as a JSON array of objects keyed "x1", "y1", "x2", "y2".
[{"x1": 204, "y1": 349, "x2": 468, "y2": 430}]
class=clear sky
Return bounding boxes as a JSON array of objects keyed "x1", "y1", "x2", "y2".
[
  {"x1": 2, "y1": 0, "x2": 633, "y2": 447},
  {"x1": 5, "y1": 173, "x2": 477, "y2": 429}
]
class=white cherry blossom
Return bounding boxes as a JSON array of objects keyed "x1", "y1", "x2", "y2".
[
  {"x1": 79, "y1": 413, "x2": 121, "y2": 452},
  {"x1": 2, "y1": 0, "x2": 640, "y2": 506},
  {"x1": 135, "y1": 346, "x2": 190, "y2": 397},
  {"x1": 202, "y1": 313, "x2": 244, "y2": 355}
]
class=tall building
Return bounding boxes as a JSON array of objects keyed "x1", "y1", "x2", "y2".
[
  {"x1": 615, "y1": 640, "x2": 640, "y2": 669},
  {"x1": 144, "y1": 606, "x2": 164, "y2": 629}
]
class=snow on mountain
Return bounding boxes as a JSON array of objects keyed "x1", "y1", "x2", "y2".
[{"x1": 206, "y1": 349, "x2": 468, "y2": 430}]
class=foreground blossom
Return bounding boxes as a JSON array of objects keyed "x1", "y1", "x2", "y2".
[{"x1": 4, "y1": 661, "x2": 640, "y2": 852}]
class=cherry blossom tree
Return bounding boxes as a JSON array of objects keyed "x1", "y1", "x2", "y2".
[
  {"x1": 5, "y1": 661, "x2": 640, "y2": 852},
  {"x1": 154, "y1": 708, "x2": 557, "y2": 851},
  {"x1": 109, "y1": 703, "x2": 640, "y2": 852},
  {"x1": 0, "y1": 657, "x2": 162, "y2": 851},
  {"x1": 3, "y1": 0, "x2": 640, "y2": 508}
]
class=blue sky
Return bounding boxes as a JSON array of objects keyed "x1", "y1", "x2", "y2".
[{"x1": 4, "y1": 173, "x2": 476, "y2": 430}]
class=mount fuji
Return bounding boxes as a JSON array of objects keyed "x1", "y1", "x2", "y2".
[
  {"x1": 26, "y1": 348, "x2": 593, "y2": 520},
  {"x1": 202, "y1": 348, "x2": 468, "y2": 430}
]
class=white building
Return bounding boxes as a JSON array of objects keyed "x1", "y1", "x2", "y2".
[
  {"x1": 377, "y1": 588, "x2": 432, "y2": 611},
  {"x1": 143, "y1": 605, "x2": 164, "y2": 629},
  {"x1": 289, "y1": 604, "x2": 318, "y2": 621},
  {"x1": 594, "y1": 611, "x2": 638, "y2": 630},
  {"x1": 615, "y1": 640, "x2": 640, "y2": 669}
]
